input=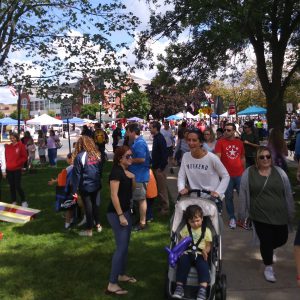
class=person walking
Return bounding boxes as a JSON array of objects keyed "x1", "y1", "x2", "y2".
[
  {"x1": 72, "y1": 136, "x2": 102, "y2": 236},
  {"x1": 37, "y1": 130, "x2": 47, "y2": 165},
  {"x1": 126, "y1": 123, "x2": 150, "y2": 231},
  {"x1": 5, "y1": 133, "x2": 28, "y2": 207},
  {"x1": 215, "y1": 123, "x2": 245, "y2": 229},
  {"x1": 106, "y1": 146, "x2": 136, "y2": 296},
  {"x1": 239, "y1": 146, "x2": 294, "y2": 283},
  {"x1": 268, "y1": 127, "x2": 289, "y2": 173},
  {"x1": 160, "y1": 121, "x2": 175, "y2": 172},
  {"x1": 241, "y1": 121, "x2": 260, "y2": 167},
  {"x1": 94, "y1": 123, "x2": 109, "y2": 171},
  {"x1": 202, "y1": 127, "x2": 217, "y2": 153},
  {"x1": 47, "y1": 130, "x2": 60, "y2": 167},
  {"x1": 149, "y1": 121, "x2": 169, "y2": 216},
  {"x1": 178, "y1": 129, "x2": 229, "y2": 198}
]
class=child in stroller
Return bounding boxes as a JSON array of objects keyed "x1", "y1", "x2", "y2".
[{"x1": 173, "y1": 205, "x2": 212, "y2": 300}]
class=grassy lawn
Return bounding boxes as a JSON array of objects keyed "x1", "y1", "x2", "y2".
[
  {"x1": 0, "y1": 162, "x2": 170, "y2": 300},
  {"x1": 1, "y1": 162, "x2": 300, "y2": 300}
]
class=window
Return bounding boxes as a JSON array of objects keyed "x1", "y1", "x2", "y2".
[
  {"x1": 83, "y1": 93, "x2": 91, "y2": 104},
  {"x1": 21, "y1": 98, "x2": 27, "y2": 110},
  {"x1": 40, "y1": 100, "x2": 45, "y2": 110}
]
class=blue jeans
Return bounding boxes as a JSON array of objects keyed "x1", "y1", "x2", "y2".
[
  {"x1": 176, "y1": 253, "x2": 210, "y2": 284},
  {"x1": 224, "y1": 176, "x2": 241, "y2": 220},
  {"x1": 107, "y1": 210, "x2": 132, "y2": 283},
  {"x1": 48, "y1": 148, "x2": 57, "y2": 166}
]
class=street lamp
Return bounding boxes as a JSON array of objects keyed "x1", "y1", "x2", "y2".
[{"x1": 99, "y1": 100, "x2": 102, "y2": 125}]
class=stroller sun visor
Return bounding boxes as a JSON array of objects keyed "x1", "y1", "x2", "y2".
[{"x1": 171, "y1": 197, "x2": 220, "y2": 235}]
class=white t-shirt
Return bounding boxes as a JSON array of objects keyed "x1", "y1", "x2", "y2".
[
  {"x1": 160, "y1": 128, "x2": 174, "y2": 147},
  {"x1": 177, "y1": 151, "x2": 229, "y2": 196}
]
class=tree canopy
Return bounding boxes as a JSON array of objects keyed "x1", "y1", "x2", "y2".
[
  {"x1": 121, "y1": 89, "x2": 150, "y2": 119},
  {"x1": 138, "y1": 0, "x2": 300, "y2": 129},
  {"x1": 0, "y1": 0, "x2": 139, "y2": 95}
]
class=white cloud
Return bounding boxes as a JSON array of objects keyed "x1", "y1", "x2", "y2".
[{"x1": 0, "y1": 87, "x2": 18, "y2": 104}]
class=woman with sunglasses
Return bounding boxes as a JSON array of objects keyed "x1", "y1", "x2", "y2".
[
  {"x1": 239, "y1": 146, "x2": 294, "y2": 283},
  {"x1": 202, "y1": 127, "x2": 216, "y2": 153},
  {"x1": 106, "y1": 146, "x2": 136, "y2": 295},
  {"x1": 178, "y1": 129, "x2": 229, "y2": 199}
]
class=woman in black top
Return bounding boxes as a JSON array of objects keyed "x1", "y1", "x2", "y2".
[{"x1": 106, "y1": 146, "x2": 136, "y2": 295}]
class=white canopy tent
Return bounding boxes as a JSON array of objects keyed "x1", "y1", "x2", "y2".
[
  {"x1": 26, "y1": 114, "x2": 62, "y2": 125},
  {"x1": 175, "y1": 112, "x2": 198, "y2": 119}
]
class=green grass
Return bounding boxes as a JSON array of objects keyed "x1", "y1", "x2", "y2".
[
  {"x1": 0, "y1": 162, "x2": 170, "y2": 300},
  {"x1": 1, "y1": 162, "x2": 300, "y2": 300}
]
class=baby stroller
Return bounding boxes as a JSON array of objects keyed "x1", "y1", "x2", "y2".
[{"x1": 165, "y1": 190, "x2": 226, "y2": 300}]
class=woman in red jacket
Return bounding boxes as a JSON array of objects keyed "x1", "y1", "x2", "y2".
[{"x1": 5, "y1": 132, "x2": 28, "y2": 207}]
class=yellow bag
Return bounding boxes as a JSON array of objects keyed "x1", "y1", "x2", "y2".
[{"x1": 146, "y1": 169, "x2": 158, "y2": 199}]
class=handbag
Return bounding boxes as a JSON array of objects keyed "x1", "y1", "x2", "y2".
[
  {"x1": 146, "y1": 169, "x2": 158, "y2": 198},
  {"x1": 55, "y1": 171, "x2": 76, "y2": 211},
  {"x1": 55, "y1": 140, "x2": 63, "y2": 149}
]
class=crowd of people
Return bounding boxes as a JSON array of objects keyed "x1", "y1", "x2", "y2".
[{"x1": 1, "y1": 115, "x2": 300, "y2": 297}]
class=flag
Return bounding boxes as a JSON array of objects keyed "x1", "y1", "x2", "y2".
[
  {"x1": 190, "y1": 102, "x2": 195, "y2": 112},
  {"x1": 8, "y1": 85, "x2": 17, "y2": 97}
]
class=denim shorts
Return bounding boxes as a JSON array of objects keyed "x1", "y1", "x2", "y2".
[{"x1": 132, "y1": 182, "x2": 148, "y2": 201}]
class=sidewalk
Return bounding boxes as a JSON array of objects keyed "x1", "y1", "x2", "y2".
[{"x1": 166, "y1": 167, "x2": 299, "y2": 300}]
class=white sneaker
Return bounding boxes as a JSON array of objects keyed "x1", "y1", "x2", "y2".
[
  {"x1": 229, "y1": 218, "x2": 236, "y2": 229},
  {"x1": 264, "y1": 266, "x2": 276, "y2": 282},
  {"x1": 21, "y1": 201, "x2": 29, "y2": 208}
]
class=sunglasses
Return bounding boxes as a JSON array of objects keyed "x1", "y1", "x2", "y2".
[
  {"x1": 224, "y1": 129, "x2": 233, "y2": 132},
  {"x1": 124, "y1": 154, "x2": 133, "y2": 159},
  {"x1": 243, "y1": 126, "x2": 249, "y2": 129},
  {"x1": 259, "y1": 155, "x2": 271, "y2": 160}
]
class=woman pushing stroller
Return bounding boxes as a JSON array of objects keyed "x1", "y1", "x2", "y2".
[
  {"x1": 177, "y1": 128, "x2": 229, "y2": 198},
  {"x1": 173, "y1": 205, "x2": 212, "y2": 300}
]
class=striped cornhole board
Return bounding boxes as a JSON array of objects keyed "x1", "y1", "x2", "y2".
[{"x1": 0, "y1": 202, "x2": 41, "y2": 224}]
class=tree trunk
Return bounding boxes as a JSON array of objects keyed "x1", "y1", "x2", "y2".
[{"x1": 265, "y1": 90, "x2": 285, "y2": 131}]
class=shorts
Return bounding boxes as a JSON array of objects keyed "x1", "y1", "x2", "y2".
[
  {"x1": 294, "y1": 221, "x2": 300, "y2": 246},
  {"x1": 132, "y1": 182, "x2": 148, "y2": 201},
  {"x1": 167, "y1": 146, "x2": 174, "y2": 157}
]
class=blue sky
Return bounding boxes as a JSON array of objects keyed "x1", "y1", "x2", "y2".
[{"x1": 0, "y1": 0, "x2": 169, "y2": 104}]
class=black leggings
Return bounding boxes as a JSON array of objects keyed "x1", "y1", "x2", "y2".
[
  {"x1": 80, "y1": 190, "x2": 100, "y2": 230},
  {"x1": 7, "y1": 170, "x2": 25, "y2": 203},
  {"x1": 253, "y1": 220, "x2": 288, "y2": 265}
]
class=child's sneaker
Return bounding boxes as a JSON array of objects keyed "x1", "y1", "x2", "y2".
[
  {"x1": 21, "y1": 201, "x2": 29, "y2": 208},
  {"x1": 173, "y1": 285, "x2": 184, "y2": 299},
  {"x1": 229, "y1": 218, "x2": 236, "y2": 229},
  {"x1": 196, "y1": 286, "x2": 207, "y2": 300}
]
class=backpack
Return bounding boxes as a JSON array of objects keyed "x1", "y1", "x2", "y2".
[{"x1": 94, "y1": 130, "x2": 106, "y2": 145}]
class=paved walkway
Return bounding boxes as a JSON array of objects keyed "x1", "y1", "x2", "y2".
[{"x1": 166, "y1": 165, "x2": 299, "y2": 300}]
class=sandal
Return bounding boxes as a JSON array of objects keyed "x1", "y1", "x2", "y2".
[
  {"x1": 105, "y1": 288, "x2": 128, "y2": 295},
  {"x1": 118, "y1": 275, "x2": 137, "y2": 283}
]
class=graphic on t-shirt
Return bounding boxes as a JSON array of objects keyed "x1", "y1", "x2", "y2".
[{"x1": 225, "y1": 145, "x2": 240, "y2": 159}]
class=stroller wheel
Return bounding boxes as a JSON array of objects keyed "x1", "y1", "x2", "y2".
[
  {"x1": 219, "y1": 274, "x2": 227, "y2": 300},
  {"x1": 215, "y1": 274, "x2": 226, "y2": 300}
]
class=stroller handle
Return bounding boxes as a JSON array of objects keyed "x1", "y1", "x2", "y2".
[{"x1": 177, "y1": 189, "x2": 223, "y2": 214}]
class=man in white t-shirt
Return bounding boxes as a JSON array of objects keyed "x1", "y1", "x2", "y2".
[{"x1": 160, "y1": 121, "x2": 175, "y2": 173}]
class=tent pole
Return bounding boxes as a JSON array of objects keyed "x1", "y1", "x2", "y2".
[{"x1": 67, "y1": 118, "x2": 71, "y2": 154}]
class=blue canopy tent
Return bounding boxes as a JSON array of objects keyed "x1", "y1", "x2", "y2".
[
  {"x1": 165, "y1": 115, "x2": 182, "y2": 121},
  {"x1": 237, "y1": 105, "x2": 267, "y2": 116},
  {"x1": 0, "y1": 117, "x2": 24, "y2": 141},
  {"x1": 0, "y1": 117, "x2": 24, "y2": 125},
  {"x1": 63, "y1": 117, "x2": 84, "y2": 124}
]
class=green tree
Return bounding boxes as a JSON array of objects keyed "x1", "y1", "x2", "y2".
[
  {"x1": 10, "y1": 109, "x2": 29, "y2": 120},
  {"x1": 0, "y1": 1, "x2": 139, "y2": 93},
  {"x1": 0, "y1": 111, "x2": 4, "y2": 119},
  {"x1": 80, "y1": 104, "x2": 99, "y2": 119},
  {"x1": 122, "y1": 90, "x2": 151, "y2": 119},
  {"x1": 138, "y1": 0, "x2": 300, "y2": 129},
  {"x1": 47, "y1": 110, "x2": 56, "y2": 117}
]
